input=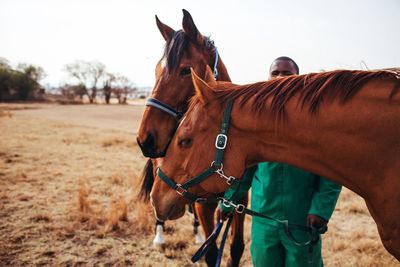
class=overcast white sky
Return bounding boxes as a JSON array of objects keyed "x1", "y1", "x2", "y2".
[{"x1": 1, "y1": 0, "x2": 399, "y2": 88}]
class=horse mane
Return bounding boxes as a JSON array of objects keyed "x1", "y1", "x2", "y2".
[
  {"x1": 137, "y1": 159, "x2": 154, "y2": 202},
  {"x1": 163, "y1": 30, "x2": 216, "y2": 74},
  {"x1": 211, "y1": 69, "x2": 400, "y2": 118}
]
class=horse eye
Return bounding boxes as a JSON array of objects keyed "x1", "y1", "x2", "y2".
[
  {"x1": 180, "y1": 67, "x2": 191, "y2": 76},
  {"x1": 178, "y1": 138, "x2": 192, "y2": 148}
]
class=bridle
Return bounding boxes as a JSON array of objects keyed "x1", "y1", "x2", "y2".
[
  {"x1": 146, "y1": 45, "x2": 220, "y2": 120},
  {"x1": 157, "y1": 99, "x2": 235, "y2": 204}
]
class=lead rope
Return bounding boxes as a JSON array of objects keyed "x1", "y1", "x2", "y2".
[
  {"x1": 192, "y1": 200, "x2": 324, "y2": 267},
  {"x1": 214, "y1": 215, "x2": 232, "y2": 267},
  {"x1": 191, "y1": 216, "x2": 233, "y2": 267},
  {"x1": 191, "y1": 219, "x2": 224, "y2": 263},
  {"x1": 225, "y1": 198, "x2": 323, "y2": 267}
]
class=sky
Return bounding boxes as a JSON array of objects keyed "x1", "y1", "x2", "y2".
[{"x1": 1, "y1": 0, "x2": 399, "y2": 88}]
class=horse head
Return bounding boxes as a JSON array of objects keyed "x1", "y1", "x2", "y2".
[
  {"x1": 137, "y1": 9, "x2": 230, "y2": 158},
  {"x1": 150, "y1": 68, "x2": 247, "y2": 221}
]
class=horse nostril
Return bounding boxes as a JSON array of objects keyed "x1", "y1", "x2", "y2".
[
  {"x1": 138, "y1": 133, "x2": 158, "y2": 157},
  {"x1": 144, "y1": 133, "x2": 155, "y2": 149}
]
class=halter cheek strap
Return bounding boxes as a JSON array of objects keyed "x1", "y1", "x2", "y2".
[{"x1": 213, "y1": 48, "x2": 219, "y2": 79}]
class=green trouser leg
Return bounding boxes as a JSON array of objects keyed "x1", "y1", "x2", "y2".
[
  {"x1": 250, "y1": 227, "x2": 284, "y2": 267},
  {"x1": 250, "y1": 220, "x2": 323, "y2": 267}
]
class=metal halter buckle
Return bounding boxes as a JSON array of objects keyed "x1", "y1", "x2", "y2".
[
  {"x1": 222, "y1": 199, "x2": 232, "y2": 208},
  {"x1": 226, "y1": 176, "x2": 235, "y2": 185},
  {"x1": 175, "y1": 184, "x2": 187, "y2": 196},
  {"x1": 215, "y1": 134, "x2": 228, "y2": 149},
  {"x1": 221, "y1": 199, "x2": 245, "y2": 214},
  {"x1": 235, "y1": 204, "x2": 245, "y2": 214},
  {"x1": 211, "y1": 161, "x2": 223, "y2": 171}
]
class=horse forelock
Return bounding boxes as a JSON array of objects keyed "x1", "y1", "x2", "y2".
[
  {"x1": 163, "y1": 30, "x2": 189, "y2": 73},
  {"x1": 162, "y1": 30, "x2": 216, "y2": 76},
  {"x1": 215, "y1": 69, "x2": 400, "y2": 118}
]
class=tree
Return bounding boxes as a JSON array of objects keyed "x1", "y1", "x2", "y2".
[
  {"x1": 0, "y1": 60, "x2": 45, "y2": 101},
  {"x1": 102, "y1": 73, "x2": 116, "y2": 104},
  {"x1": 103, "y1": 80, "x2": 112, "y2": 104},
  {"x1": 15, "y1": 64, "x2": 46, "y2": 100},
  {"x1": 0, "y1": 57, "x2": 10, "y2": 69},
  {"x1": 17, "y1": 63, "x2": 46, "y2": 81},
  {"x1": 72, "y1": 84, "x2": 86, "y2": 100},
  {"x1": 58, "y1": 83, "x2": 86, "y2": 101},
  {"x1": 0, "y1": 63, "x2": 12, "y2": 100},
  {"x1": 63, "y1": 60, "x2": 106, "y2": 103},
  {"x1": 110, "y1": 74, "x2": 135, "y2": 104}
]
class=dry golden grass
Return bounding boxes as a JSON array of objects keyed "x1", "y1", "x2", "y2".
[
  {"x1": 0, "y1": 110, "x2": 12, "y2": 117},
  {"x1": 0, "y1": 103, "x2": 398, "y2": 266}
]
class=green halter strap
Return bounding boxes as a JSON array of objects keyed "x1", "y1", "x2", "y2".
[{"x1": 157, "y1": 99, "x2": 235, "y2": 203}]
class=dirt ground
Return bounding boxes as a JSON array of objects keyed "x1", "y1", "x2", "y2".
[{"x1": 0, "y1": 103, "x2": 398, "y2": 266}]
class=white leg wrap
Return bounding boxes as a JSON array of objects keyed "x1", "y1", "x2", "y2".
[
  {"x1": 195, "y1": 232, "x2": 205, "y2": 244},
  {"x1": 153, "y1": 225, "x2": 165, "y2": 245}
]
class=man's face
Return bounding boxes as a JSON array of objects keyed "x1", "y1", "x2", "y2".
[{"x1": 269, "y1": 59, "x2": 298, "y2": 79}]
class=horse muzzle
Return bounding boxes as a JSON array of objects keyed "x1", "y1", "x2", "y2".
[
  {"x1": 150, "y1": 196, "x2": 185, "y2": 221},
  {"x1": 137, "y1": 134, "x2": 166, "y2": 158}
]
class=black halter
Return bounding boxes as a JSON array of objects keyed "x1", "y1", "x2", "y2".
[{"x1": 146, "y1": 47, "x2": 220, "y2": 120}]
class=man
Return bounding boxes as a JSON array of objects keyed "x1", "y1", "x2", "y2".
[
  {"x1": 220, "y1": 56, "x2": 342, "y2": 267},
  {"x1": 269, "y1": 56, "x2": 300, "y2": 78}
]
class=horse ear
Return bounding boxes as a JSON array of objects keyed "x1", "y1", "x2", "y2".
[
  {"x1": 191, "y1": 68, "x2": 214, "y2": 104},
  {"x1": 155, "y1": 15, "x2": 175, "y2": 42},
  {"x1": 204, "y1": 65, "x2": 217, "y2": 86},
  {"x1": 182, "y1": 9, "x2": 204, "y2": 45}
]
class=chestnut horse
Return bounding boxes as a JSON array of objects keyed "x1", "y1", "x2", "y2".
[
  {"x1": 151, "y1": 67, "x2": 400, "y2": 260},
  {"x1": 136, "y1": 10, "x2": 247, "y2": 267}
]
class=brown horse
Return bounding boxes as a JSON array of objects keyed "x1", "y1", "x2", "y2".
[
  {"x1": 151, "y1": 67, "x2": 400, "y2": 260},
  {"x1": 136, "y1": 10, "x2": 247, "y2": 267}
]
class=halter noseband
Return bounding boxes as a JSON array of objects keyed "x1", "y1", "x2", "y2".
[
  {"x1": 145, "y1": 98, "x2": 185, "y2": 120},
  {"x1": 157, "y1": 99, "x2": 236, "y2": 203},
  {"x1": 146, "y1": 46, "x2": 220, "y2": 120}
]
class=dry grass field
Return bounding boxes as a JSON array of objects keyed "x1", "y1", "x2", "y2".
[{"x1": 0, "y1": 103, "x2": 398, "y2": 266}]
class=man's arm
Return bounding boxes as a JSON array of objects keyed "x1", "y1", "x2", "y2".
[{"x1": 308, "y1": 176, "x2": 342, "y2": 226}]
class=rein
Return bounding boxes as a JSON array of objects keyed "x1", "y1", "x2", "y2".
[{"x1": 146, "y1": 46, "x2": 220, "y2": 120}]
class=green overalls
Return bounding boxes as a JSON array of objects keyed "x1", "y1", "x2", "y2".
[{"x1": 221, "y1": 162, "x2": 342, "y2": 267}]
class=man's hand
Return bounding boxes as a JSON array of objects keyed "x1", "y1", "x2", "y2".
[{"x1": 307, "y1": 214, "x2": 327, "y2": 229}]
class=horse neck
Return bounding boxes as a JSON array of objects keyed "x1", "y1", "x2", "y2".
[
  {"x1": 232, "y1": 99, "x2": 364, "y2": 195},
  {"x1": 230, "y1": 78, "x2": 400, "y2": 200}
]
